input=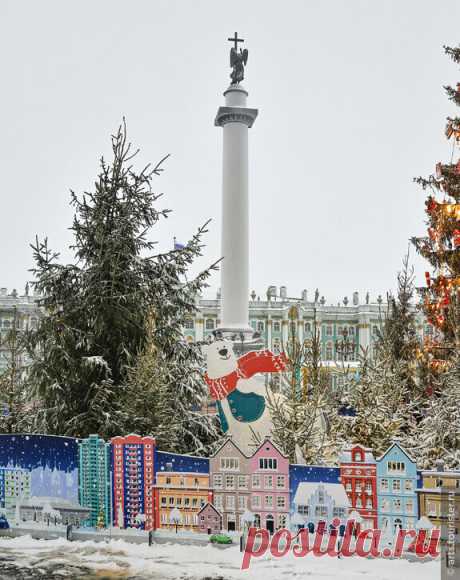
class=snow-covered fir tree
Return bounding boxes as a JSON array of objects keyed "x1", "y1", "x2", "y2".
[
  {"x1": 123, "y1": 305, "x2": 221, "y2": 455},
  {"x1": 27, "y1": 121, "x2": 220, "y2": 449},
  {"x1": 338, "y1": 254, "x2": 422, "y2": 456},
  {"x1": 407, "y1": 354, "x2": 460, "y2": 469},
  {"x1": 267, "y1": 307, "x2": 340, "y2": 464}
]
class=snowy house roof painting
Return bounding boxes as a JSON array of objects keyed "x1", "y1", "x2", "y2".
[
  {"x1": 377, "y1": 440, "x2": 416, "y2": 464},
  {"x1": 338, "y1": 443, "x2": 376, "y2": 464},
  {"x1": 251, "y1": 436, "x2": 288, "y2": 460},
  {"x1": 197, "y1": 502, "x2": 222, "y2": 518},
  {"x1": 210, "y1": 435, "x2": 250, "y2": 459},
  {"x1": 293, "y1": 482, "x2": 350, "y2": 508}
]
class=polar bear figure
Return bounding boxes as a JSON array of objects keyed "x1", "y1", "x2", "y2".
[{"x1": 203, "y1": 339, "x2": 287, "y2": 453}]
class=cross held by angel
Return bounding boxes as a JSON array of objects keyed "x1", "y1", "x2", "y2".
[{"x1": 228, "y1": 32, "x2": 248, "y2": 85}]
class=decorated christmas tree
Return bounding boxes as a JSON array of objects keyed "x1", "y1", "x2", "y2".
[{"x1": 412, "y1": 45, "x2": 460, "y2": 373}]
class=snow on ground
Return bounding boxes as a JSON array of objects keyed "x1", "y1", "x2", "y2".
[{"x1": 0, "y1": 535, "x2": 440, "y2": 580}]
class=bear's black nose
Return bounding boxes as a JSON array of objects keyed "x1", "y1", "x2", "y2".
[{"x1": 218, "y1": 348, "x2": 228, "y2": 357}]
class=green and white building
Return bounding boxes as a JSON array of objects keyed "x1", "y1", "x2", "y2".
[{"x1": 78, "y1": 434, "x2": 112, "y2": 528}]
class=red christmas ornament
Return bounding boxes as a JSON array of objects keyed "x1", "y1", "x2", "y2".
[
  {"x1": 425, "y1": 271, "x2": 431, "y2": 287},
  {"x1": 426, "y1": 197, "x2": 437, "y2": 214},
  {"x1": 454, "y1": 229, "x2": 460, "y2": 247}
]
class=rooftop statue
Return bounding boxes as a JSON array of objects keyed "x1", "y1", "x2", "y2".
[{"x1": 228, "y1": 32, "x2": 248, "y2": 85}]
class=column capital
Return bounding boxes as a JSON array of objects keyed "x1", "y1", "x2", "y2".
[{"x1": 215, "y1": 106, "x2": 258, "y2": 128}]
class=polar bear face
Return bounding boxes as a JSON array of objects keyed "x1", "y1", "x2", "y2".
[{"x1": 203, "y1": 339, "x2": 238, "y2": 379}]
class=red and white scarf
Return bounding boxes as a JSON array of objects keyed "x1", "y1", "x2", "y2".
[{"x1": 204, "y1": 350, "x2": 287, "y2": 401}]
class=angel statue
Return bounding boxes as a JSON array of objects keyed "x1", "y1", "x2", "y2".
[{"x1": 230, "y1": 47, "x2": 248, "y2": 85}]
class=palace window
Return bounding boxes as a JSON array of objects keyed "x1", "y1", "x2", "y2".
[
  {"x1": 257, "y1": 321, "x2": 265, "y2": 332},
  {"x1": 304, "y1": 322, "x2": 311, "y2": 333},
  {"x1": 277, "y1": 496, "x2": 286, "y2": 509},
  {"x1": 205, "y1": 318, "x2": 215, "y2": 330},
  {"x1": 265, "y1": 495, "x2": 273, "y2": 508},
  {"x1": 238, "y1": 496, "x2": 247, "y2": 509},
  {"x1": 298, "y1": 505, "x2": 309, "y2": 515},
  {"x1": 392, "y1": 479, "x2": 401, "y2": 492},
  {"x1": 252, "y1": 495, "x2": 261, "y2": 508},
  {"x1": 226, "y1": 495, "x2": 235, "y2": 509},
  {"x1": 265, "y1": 475, "x2": 274, "y2": 489},
  {"x1": 252, "y1": 474, "x2": 261, "y2": 488},
  {"x1": 326, "y1": 343, "x2": 333, "y2": 360},
  {"x1": 184, "y1": 319, "x2": 194, "y2": 330},
  {"x1": 325, "y1": 325, "x2": 332, "y2": 336},
  {"x1": 273, "y1": 321, "x2": 281, "y2": 332}
]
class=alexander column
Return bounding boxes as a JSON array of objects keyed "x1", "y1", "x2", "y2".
[{"x1": 215, "y1": 33, "x2": 258, "y2": 348}]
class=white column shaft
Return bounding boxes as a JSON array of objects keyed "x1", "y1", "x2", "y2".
[{"x1": 221, "y1": 121, "x2": 249, "y2": 328}]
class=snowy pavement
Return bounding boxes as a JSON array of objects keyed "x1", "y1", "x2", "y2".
[{"x1": 0, "y1": 535, "x2": 440, "y2": 579}]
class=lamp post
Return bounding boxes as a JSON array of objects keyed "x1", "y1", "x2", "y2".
[
  {"x1": 169, "y1": 507, "x2": 182, "y2": 534},
  {"x1": 240, "y1": 509, "x2": 255, "y2": 552},
  {"x1": 335, "y1": 328, "x2": 355, "y2": 362}
]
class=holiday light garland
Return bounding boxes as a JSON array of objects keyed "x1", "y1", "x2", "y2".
[{"x1": 412, "y1": 46, "x2": 460, "y2": 371}]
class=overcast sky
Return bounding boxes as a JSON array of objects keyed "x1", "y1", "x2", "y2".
[{"x1": 1, "y1": 0, "x2": 459, "y2": 303}]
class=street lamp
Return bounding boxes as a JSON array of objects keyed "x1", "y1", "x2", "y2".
[
  {"x1": 335, "y1": 328, "x2": 355, "y2": 362},
  {"x1": 169, "y1": 507, "x2": 182, "y2": 534},
  {"x1": 240, "y1": 509, "x2": 255, "y2": 552}
]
